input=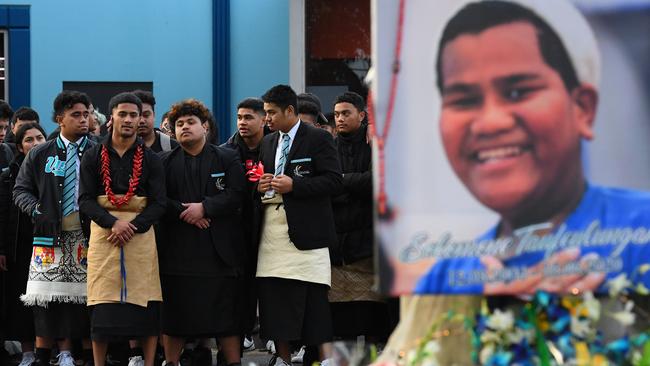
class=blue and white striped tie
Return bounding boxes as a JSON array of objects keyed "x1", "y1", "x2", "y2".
[
  {"x1": 264, "y1": 134, "x2": 291, "y2": 199},
  {"x1": 275, "y1": 134, "x2": 291, "y2": 176},
  {"x1": 62, "y1": 142, "x2": 78, "y2": 216}
]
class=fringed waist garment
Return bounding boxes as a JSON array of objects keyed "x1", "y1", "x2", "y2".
[
  {"x1": 86, "y1": 195, "x2": 162, "y2": 307},
  {"x1": 21, "y1": 228, "x2": 88, "y2": 307}
]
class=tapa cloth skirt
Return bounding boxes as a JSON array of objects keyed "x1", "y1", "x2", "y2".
[{"x1": 87, "y1": 195, "x2": 162, "y2": 308}]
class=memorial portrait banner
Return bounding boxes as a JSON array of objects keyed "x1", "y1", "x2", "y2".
[{"x1": 373, "y1": 0, "x2": 650, "y2": 295}]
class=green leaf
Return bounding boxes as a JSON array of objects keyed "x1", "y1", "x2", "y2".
[
  {"x1": 370, "y1": 344, "x2": 378, "y2": 362},
  {"x1": 640, "y1": 340, "x2": 650, "y2": 366},
  {"x1": 526, "y1": 305, "x2": 551, "y2": 366},
  {"x1": 636, "y1": 283, "x2": 650, "y2": 295}
]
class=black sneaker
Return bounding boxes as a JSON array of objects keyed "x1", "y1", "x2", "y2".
[
  {"x1": 106, "y1": 353, "x2": 122, "y2": 365},
  {"x1": 0, "y1": 348, "x2": 11, "y2": 366},
  {"x1": 155, "y1": 351, "x2": 165, "y2": 366},
  {"x1": 267, "y1": 354, "x2": 290, "y2": 366},
  {"x1": 191, "y1": 347, "x2": 212, "y2": 366},
  {"x1": 178, "y1": 349, "x2": 192, "y2": 366}
]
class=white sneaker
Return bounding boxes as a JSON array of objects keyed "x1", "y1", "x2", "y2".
[
  {"x1": 161, "y1": 361, "x2": 181, "y2": 366},
  {"x1": 128, "y1": 355, "x2": 145, "y2": 366},
  {"x1": 320, "y1": 358, "x2": 334, "y2": 366},
  {"x1": 243, "y1": 336, "x2": 256, "y2": 352},
  {"x1": 56, "y1": 352, "x2": 75, "y2": 366},
  {"x1": 291, "y1": 346, "x2": 306, "y2": 363},
  {"x1": 266, "y1": 340, "x2": 276, "y2": 354},
  {"x1": 18, "y1": 352, "x2": 36, "y2": 366},
  {"x1": 5, "y1": 341, "x2": 22, "y2": 356}
]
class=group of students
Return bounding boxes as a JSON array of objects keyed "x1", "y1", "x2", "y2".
[{"x1": 0, "y1": 84, "x2": 393, "y2": 366}]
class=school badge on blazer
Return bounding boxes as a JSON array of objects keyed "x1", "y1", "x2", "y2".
[
  {"x1": 211, "y1": 172, "x2": 226, "y2": 190},
  {"x1": 290, "y1": 158, "x2": 312, "y2": 177}
]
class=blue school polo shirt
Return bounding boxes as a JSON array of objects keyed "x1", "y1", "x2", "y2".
[{"x1": 414, "y1": 184, "x2": 650, "y2": 294}]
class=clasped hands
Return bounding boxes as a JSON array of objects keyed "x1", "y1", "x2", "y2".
[
  {"x1": 108, "y1": 220, "x2": 137, "y2": 247},
  {"x1": 180, "y1": 202, "x2": 211, "y2": 229},
  {"x1": 257, "y1": 173, "x2": 293, "y2": 194},
  {"x1": 108, "y1": 202, "x2": 210, "y2": 247}
]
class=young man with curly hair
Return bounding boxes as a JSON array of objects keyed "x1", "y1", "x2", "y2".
[{"x1": 158, "y1": 99, "x2": 247, "y2": 366}]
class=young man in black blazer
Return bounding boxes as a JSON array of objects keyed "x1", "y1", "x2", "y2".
[
  {"x1": 158, "y1": 99, "x2": 246, "y2": 366},
  {"x1": 256, "y1": 85, "x2": 342, "y2": 366}
]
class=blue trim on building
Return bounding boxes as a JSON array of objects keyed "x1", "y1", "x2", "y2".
[
  {"x1": 213, "y1": 0, "x2": 230, "y2": 143},
  {"x1": 9, "y1": 28, "x2": 30, "y2": 107},
  {"x1": 8, "y1": 6, "x2": 29, "y2": 27},
  {"x1": 0, "y1": 5, "x2": 30, "y2": 108},
  {"x1": 0, "y1": 8, "x2": 7, "y2": 25}
]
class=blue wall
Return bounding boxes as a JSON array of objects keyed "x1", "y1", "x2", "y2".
[
  {"x1": 2, "y1": 0, "x2": 214, "y2": 133},
  {"x1": 229, "y1": 0, "x2": 290, "y2": 137}
]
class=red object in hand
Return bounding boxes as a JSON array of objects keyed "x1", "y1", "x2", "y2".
[{"x1": 246, "y1": 162, "x2": 265, "y2": 182}]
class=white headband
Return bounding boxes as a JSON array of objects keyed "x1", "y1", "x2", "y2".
[{"x1": 484, "y1": 0, "x2": 601, "y2": 89}]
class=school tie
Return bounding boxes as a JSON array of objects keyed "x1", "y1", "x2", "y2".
[
  {"x1": 62, "y1": 142, "x2": 78, "y2": 216},
  {"x1": 275, "y1": 133, "x2": 291, "y2": 176}
]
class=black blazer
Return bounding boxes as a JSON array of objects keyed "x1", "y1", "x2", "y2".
[
  {"x1": 257, "y1": 122, "x2": 342, "y2": 250},
  {"x1": 159, "y1": 144, "x2": 246, "y2": 273}
]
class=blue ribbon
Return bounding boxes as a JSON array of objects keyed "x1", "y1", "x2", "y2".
[
  {"x1": 486, "y1": 351, "x2": 513, "y2": 366},
  {"x1": 633, "y1": 333, "x2": 650, "y2": 347},
  {"x1": 606, "y1": 337, "x2": 630, "y2": 353},
  {"x1": 535, "y1": 291, "x2": 551, "y2": 307},
  {"x1": 551, "y1": 315, "x2": 571, "y2": 333},
  {"x1": 120, "y1": 247, "x2": 127, "y2": 303}
]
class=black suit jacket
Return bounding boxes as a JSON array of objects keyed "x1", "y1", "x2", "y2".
[
  {"x1": 257, "y1": 122, "x2": 342, "y2": 250},
  {"x1": 159, "y1": 144, "x2": 246, "y2": 274}
]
